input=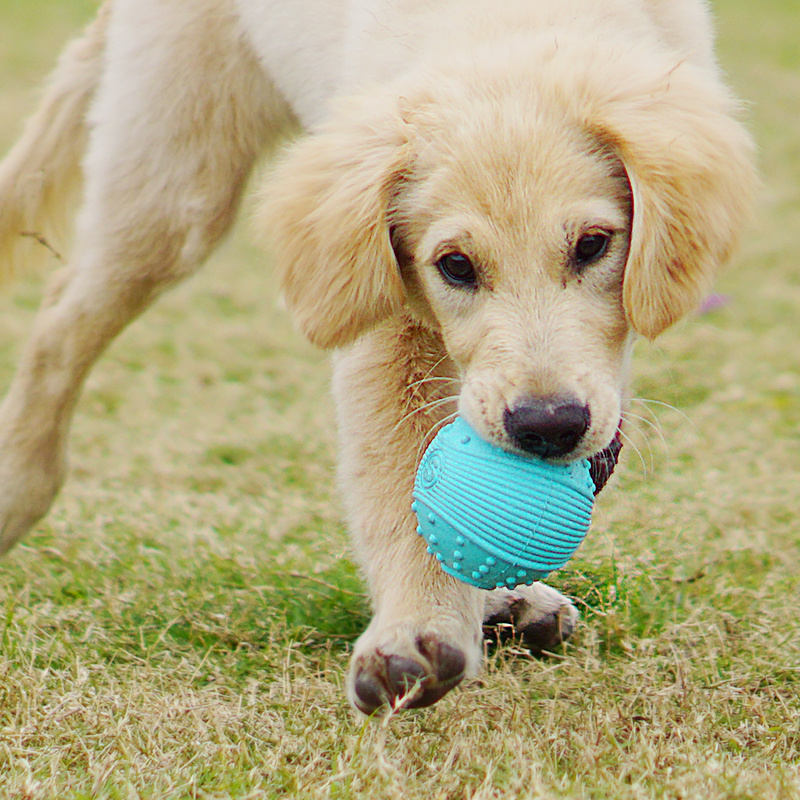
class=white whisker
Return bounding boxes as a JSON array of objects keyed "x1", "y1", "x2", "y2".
[
  {"x1": 391, "y1": 394, "x2": 460, "y2": 437},
  {"x1": 619, "y1": 415, "x2": 655, "y2": 465},
  {"x1": 407, "y1": 375, "x2": 459, "y2": 390},
  {"x1": 617, "y1": 427, "x2": 649, "y2": 474},
  {"x1": 622, "y1": 410, "x2": 666, "y2": 449},
  {"x1": 632, "y1": 396, "x2": 698, "y2": 434},
  {"x1": 416, "y1": 410, "x2": 460, "y2": 461},
  {"x1": 409, "y1": 354, "x2": 453, "y2": 390}
]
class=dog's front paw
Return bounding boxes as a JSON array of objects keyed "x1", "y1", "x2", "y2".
[
  {"x1": 347, "y1": 620, "x2": 481, "y2": 715},
  {"x1": 483, "y1": 582, "x2": 579, "y2": 653}
]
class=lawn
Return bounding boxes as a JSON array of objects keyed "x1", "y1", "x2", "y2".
[{"x1": 0, "y1": 1, "x2": 798, "y2": 798}]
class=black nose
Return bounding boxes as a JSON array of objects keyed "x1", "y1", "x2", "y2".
[{"x1": 504, "y1": 397, "x2": 590, "y2": 458}]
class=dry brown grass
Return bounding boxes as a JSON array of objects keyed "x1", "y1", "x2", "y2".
[{"x1": 0, "y1": 0, "x2": 799, "y2": 797}]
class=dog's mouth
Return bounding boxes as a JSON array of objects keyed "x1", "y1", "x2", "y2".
[{"x1": 587, "y1": 428, "x2": 623, "y2": 495}]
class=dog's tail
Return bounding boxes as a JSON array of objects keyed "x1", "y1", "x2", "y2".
[{"x1": 0, "y1": 3, "x2": 111, "y2": 283}]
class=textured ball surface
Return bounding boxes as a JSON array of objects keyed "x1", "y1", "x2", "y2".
[{"x1": 412, "y1": 417, "x2": 596, "y2": 590}]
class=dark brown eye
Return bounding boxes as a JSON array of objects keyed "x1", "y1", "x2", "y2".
[
  {"x1": 575, "y1": 232, "x2": 611, "y2": 267},
  {"x1": 436, "y1": 252, "x2": 477, "y2": 288}
]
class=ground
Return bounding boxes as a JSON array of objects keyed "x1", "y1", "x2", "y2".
[{"x1": 0, "y1": 0, "x2": 798, "y2": 797}]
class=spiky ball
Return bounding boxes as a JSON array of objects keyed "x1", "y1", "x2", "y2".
[{"x1": 412, "y1": 417, "x2": 597, "y2": 590}]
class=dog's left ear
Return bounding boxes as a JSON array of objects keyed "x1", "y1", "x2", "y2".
[
  {"x1": 256, "y1": 94, "x2": 410, "y2": 349},
  {"x1": 589, "y1": 61, "x2": 757, "y2": 339}
]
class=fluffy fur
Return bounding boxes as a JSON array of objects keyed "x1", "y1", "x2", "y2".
[{"x1": 0, "y1": 0, "x2": 756, "y2": 713}]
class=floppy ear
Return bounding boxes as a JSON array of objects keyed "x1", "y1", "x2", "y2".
[
  {"x1": 256, "y1": 95, "x2": 410, "y2": 349},
  {"x1": 588, "y1": 61, "x2": 757, "y2": 338}
]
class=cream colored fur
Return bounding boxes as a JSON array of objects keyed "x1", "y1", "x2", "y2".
[
  {"x1": 0, "y1": 4, "x2": 111, "y2": 281},
  {"x1": 0, "y1": 0, "x2": 756, "y2": 713}
]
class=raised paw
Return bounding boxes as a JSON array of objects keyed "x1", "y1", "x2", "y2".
[
  {"x1": 347, "y1": 624, "x2": 480, "y2": 715},
  {"x1": 482, "y1": 582, "x2": 579, "y2": 654}
]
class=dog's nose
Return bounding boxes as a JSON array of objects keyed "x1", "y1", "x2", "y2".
[{"x1": 503, "y1": 397, "x2": 590, "y2": 458}]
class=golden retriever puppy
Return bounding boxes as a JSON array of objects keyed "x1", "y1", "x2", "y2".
[{"x1": 0, "y1": 0, "x2": 755, "y2": 714}]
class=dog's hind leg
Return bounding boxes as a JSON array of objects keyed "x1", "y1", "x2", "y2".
[{"x1": 0, "y1": 0, "x2": 294, "y2": 553}]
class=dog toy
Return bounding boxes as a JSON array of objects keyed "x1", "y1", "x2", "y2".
[{"x1": 412, "y1": 416, "x2": 605, "y2": 590}]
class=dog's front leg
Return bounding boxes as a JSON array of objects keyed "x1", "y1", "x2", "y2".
[{"x1": 333, "y1": 324, "x2": 484, "y2": 715}]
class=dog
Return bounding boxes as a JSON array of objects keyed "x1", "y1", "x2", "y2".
[{"x1": 0, "y1": 0, "x2": 755, "y2": 714}]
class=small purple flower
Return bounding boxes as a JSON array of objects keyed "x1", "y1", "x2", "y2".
[{"x1": 698, "y1": 293, "x2": 730, "y2": 314}]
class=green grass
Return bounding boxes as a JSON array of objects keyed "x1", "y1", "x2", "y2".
[{"x1": 1, "y1": 0, "x2": 799, "y2": 797}]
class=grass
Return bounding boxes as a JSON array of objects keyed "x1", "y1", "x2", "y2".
[{"x1": 0, "y1": 0, "x2": 799, "y2": 797}]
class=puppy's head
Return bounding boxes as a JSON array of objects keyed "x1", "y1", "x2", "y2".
[{"x1": 258, "y1": 39, "x2": 756, "y2": 460}]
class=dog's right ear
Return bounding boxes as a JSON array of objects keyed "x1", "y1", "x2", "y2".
[
  {"x1": 582, "y1": 56, "x2": 757, "y2": 339},
  {"x1": 256, "y1": 95, "x2": 410, "y2": 349}
]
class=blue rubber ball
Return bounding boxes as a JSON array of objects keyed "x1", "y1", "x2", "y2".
[{"x1": 412, "y1": 417, "x2": 596, "y2": 590}]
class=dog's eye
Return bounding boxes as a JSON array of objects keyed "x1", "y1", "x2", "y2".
[
  {"x1": 436, "y1": 252, "x2": 477, "y2": 288},
  {"x1": 574, "y1": 232, "x2": 611, "y2": 267}
]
